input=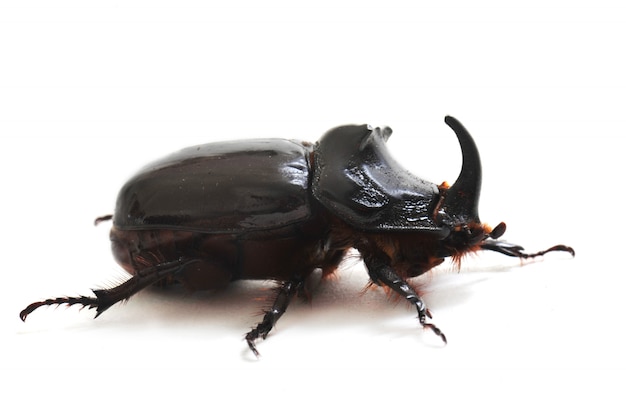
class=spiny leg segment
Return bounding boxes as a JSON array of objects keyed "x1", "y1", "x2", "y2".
[
  {"x1": 20, "y1": 258, "x2": 192, "y2": 322},
  {"x1": 481, "y1": 241, "x2": 575, "y2": 258},
  {"x1": 365, "y1": 258, "x2": 447, "y2": 344},
  {"x1": 245, "y1": 279, "x2": 304, "y2": 357}
]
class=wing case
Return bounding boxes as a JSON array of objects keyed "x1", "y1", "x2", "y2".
[{"x1": 113, "y1": 139, "x2": 312, "y2": 233}]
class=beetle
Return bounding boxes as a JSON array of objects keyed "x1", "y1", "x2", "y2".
[{"x1": 20, "y1": 116, "x2": 574, "y2": 355}]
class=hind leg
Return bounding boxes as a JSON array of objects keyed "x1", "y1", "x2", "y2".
[{"x1": 20, "y1": 258, "x2": 193, "y2": 321}]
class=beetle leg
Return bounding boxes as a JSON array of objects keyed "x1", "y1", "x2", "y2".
[
  {"x1": 20, "y1": 258, "x2": 191, "y2": 321},
  {"x1": 93, "y1": 214, "x2": 113, "y2": 226},
  {"x1": 364, "y1": 258, "x2": 447, "y2": 344},
  {"x1": 245, "y1": 279, "x2": 304, "y2": 357},
  {"x1": 481, "y1": 240, "x2": 575, "y2": 258}
]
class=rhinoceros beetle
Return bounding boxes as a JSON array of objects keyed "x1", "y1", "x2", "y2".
[{"x1": 20, "y1": 116, "x2": 574, "y2": 355}]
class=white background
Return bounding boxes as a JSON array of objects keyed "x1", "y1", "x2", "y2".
[{"x1": 2, "y1": 1, "x2": 623, "y2": 415}]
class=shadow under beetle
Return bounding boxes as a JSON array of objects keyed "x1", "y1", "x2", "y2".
[{"x1": 20, "y1": 116, "x2": 574, "y2": 356}]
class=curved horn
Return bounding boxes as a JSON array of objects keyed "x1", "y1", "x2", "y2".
[{"x1": 441, "y1": 116, "x2": 482, "y2": 223}]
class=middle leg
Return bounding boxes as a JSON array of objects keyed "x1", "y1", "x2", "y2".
[{"x1": 245, "y1": 279, "x2": 304, "y2": 357}]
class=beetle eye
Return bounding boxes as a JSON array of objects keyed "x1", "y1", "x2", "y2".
[
  {"x1": 467, "y1": 227, "x2": 484, "y2": 245},
  {"x1": 448, "y1": 224, "x2": 484, "y2": 247}
]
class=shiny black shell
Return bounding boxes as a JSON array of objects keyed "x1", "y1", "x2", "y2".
[
  {"x1": 312, "y1": 124, "x2": 444, "y2": 235},
  {"x1": 114, "y1": 139, "x2": 314, "y2": 233}
]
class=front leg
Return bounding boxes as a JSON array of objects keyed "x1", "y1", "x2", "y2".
[
  {"x1": 481, "y1": 240, "x2": 575, "y2": 258},
  {"x1": 365, "y1": 258, "x2": 447, "y2": 344}
]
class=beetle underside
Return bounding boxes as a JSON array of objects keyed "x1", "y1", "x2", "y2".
[{"x1": 19, "y1": 117, "x2": 574, "y2": 356}]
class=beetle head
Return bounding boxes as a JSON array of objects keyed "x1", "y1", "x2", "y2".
[{"x1": 435, "y1": 116, "x2": 492, "y2": 252}]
